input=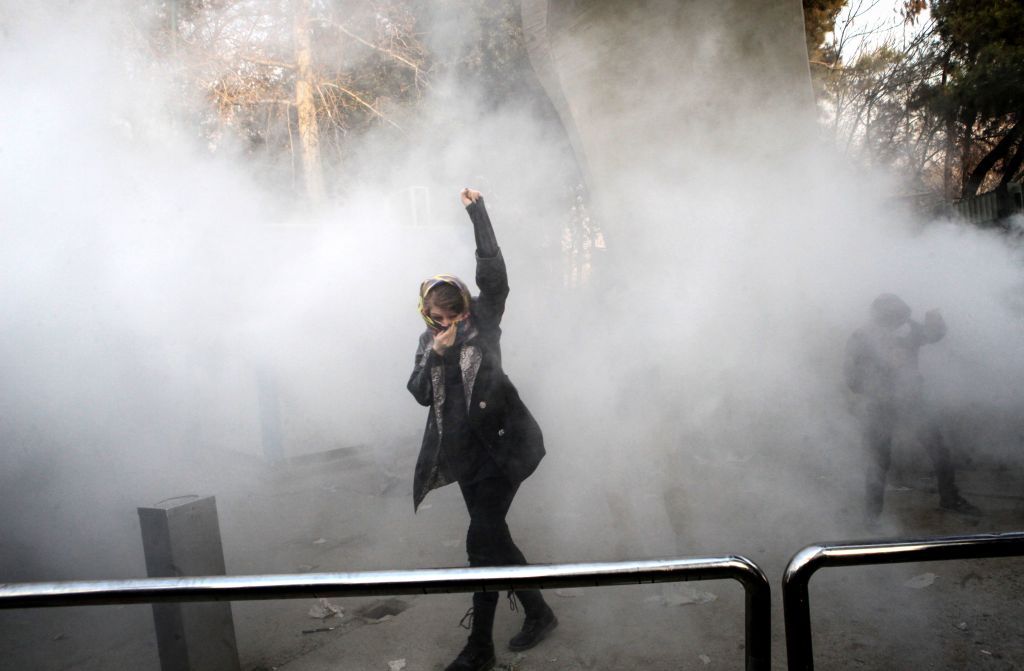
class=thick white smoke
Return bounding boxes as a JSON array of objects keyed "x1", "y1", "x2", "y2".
[{"x1": 0, "y1": 0, "x2": 1021, "y2": 640}]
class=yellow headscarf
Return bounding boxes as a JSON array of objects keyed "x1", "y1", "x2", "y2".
[{"x1": 418, "y1": 274, "x2": 471, "y2": 332}]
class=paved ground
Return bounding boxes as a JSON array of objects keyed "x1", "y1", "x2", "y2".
[{"x1": 1, "y1": 443, "x2": 1022, "y2": 670}]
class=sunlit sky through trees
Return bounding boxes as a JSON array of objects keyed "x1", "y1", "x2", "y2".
[{"x1": 831, "y1": 0, "x2": 930, "y2": 59}]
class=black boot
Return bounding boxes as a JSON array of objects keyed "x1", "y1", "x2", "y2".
[
  {"x1": 445, "y1": 639, "x2": 495, "y2": 671},
  {"x1": 508, "y1": 599, "x2": 558, "y2": 652},
  {"x1": 447, "y1": 594, "x2": 498, "y2": 671}
]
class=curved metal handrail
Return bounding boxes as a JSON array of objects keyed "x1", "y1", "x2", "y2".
[
  {"x1": 0, "y1": 555, "x2": 771, "y2": 670},
  {"x1": 782, "y1": 531, "x2": 1024, "y2": 671}
]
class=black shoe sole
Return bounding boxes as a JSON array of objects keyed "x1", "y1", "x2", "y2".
[
  {"x1": 508, "y1": 615, "x2": 559, "y2": 652},
  {"x1": 444, "y1": 655, "x2": 495, "y2": 671}
]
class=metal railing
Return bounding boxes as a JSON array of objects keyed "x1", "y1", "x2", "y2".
[
  {"x1": 0, "y1": 555, "x2": 771, "y2": 671},
  {"x1": 782, "y1": 531, "x2": 1024, "y2": 671}
]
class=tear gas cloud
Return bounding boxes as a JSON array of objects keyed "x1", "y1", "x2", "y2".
[{"x1": 1, "y1": 0, "x2": 1022, "y2": 594}]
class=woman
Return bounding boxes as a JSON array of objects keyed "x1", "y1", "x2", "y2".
[{"x1": 407, "y1": 188, "x2": 557, "y2": 671}]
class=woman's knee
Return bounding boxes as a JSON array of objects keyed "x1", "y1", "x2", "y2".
[{"x1": 466, "y1": 520, "x2": 514, "y2": 565}]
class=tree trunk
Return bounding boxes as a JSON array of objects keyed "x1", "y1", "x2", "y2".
[
  {"x1": 941, "y1": 52, "x2": 954, "y2": 199},
  {"x1": 294, "y1": 0, "x2": 325, "y2": 204},
  {"x1": 962, "y1": 117, "x2": 1023, "y2": 198},
  {"x1": 959, "y1": 109, "x2": 977, "y2": 196}
]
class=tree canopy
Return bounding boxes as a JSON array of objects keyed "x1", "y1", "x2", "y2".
[
  {"x1": 803, "y1": 0, "x2": 846, "y2": 66},
  {"x1": 139, "y1": 1, "x2": 1024, "y2": 206},
  {"x1": 808, "y1": 0, "x2": 1024, "y2": 201},
  {"x1": 145, "y1": 0, "x2": 528, "y2": 202}
]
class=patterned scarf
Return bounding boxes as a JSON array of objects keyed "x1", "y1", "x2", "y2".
[{"x1": 418, "y1": 274, "x2": 472, "y2": 333}]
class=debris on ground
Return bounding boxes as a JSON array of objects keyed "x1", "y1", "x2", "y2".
[
  {"x1": 956, "y1": 622, "x2": 968, "y2": 631},
  {"x1": 356, "y1": 598, "x2": 410, "y2": 623},
  {"x1": 699, "y1": 653, "x2": 712, "y2": 665},
  {"x1": 307, "y1": 598, "x2": 343, "y2": 619},
  {"x1": 903, "y1": 573, "x2": 938, "y2": 589},
  {"x1": 645, "y1": 585, "x2": 718, "y2": 606},
  {"x1": 960, "y1": 572, "x2": 983, "y2": 587},
  {"x1": 312, "y1": 537, "x2": 327, "y2": 545},
  {"x1": 497, "y1": 655, "x2": 524, "y2": 671},
  {"x1": 387, "y1": 659, "x2": 406, "y2": 671},
  {"x1": 301, "y1": 626, "x2": 336, "y2": 634}
]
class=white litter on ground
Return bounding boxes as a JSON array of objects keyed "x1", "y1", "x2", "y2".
[
  {"x1": 903, "y1": 573, "x2": 938, "y2": 589},
  {"x1": 645, "y1": 585, "x2": 718, "y2": 606},
  {"x1": 307, "y1": 598, "x2": 343, "y2": 619}
]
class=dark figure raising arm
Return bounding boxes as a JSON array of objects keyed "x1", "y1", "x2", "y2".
[
  {"x1": 845, "y1": 294, "x2": 978, "y2": 523},
  {"x1": 407, "y1": 189, "x2": 556, "y2": 671}
]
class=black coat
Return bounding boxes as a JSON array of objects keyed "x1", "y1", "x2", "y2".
[
  {"x1": 844, "y1": 312, "x2": 946, "y2": 404},
  {"x1": 407, "y1": 250, "x2": 545, "y2": 511}
]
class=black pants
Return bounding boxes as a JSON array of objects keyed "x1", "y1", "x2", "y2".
[
  {"x1": 863, "y1": 401, "x2": 958, "y2": 517},
  {"x1": 458, "y1": 475, "x2": 548, "y2": 644}
]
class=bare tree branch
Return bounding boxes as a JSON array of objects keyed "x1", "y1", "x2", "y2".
[
  {"x1": 320, "y1": 81, "x2": 405, "y2": 132},
  {"x1": 238, "y1": 53, "x2": 295, "y2": 69},
  {"x1": 328, "y1": 20, "x2": 427, "y2": 86}
]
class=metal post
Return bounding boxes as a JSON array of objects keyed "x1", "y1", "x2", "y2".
[
  {"x1": 738, "y1": 557, "x2": 772, "y2": 671},
  {"x1": 137, "y1": 496, "x2": 241, "y2": 671},
  {"x1": 782, "y1": 531, "x2": 1024, "y2": 671}
]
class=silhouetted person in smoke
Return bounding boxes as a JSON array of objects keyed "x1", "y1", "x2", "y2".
[
  {"x1": 844, "y1": 293, "x2": 980, "y2": 521},
  {"x1": 407, "y1": 188, "x2": 557, "y2": 671}
]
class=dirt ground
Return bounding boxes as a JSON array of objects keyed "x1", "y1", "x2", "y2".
[{"x1": 1, "y1": 444, "x2": 1022, "y2": 671}]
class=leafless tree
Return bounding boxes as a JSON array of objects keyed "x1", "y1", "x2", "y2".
[{"x1": 151, "y1": 0, "x2": 429, "y2": 203}]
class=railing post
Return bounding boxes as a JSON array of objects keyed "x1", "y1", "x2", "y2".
[
  {"x1": 782, "y1": 546, "x2": 821, "y2": 671},
  {"x1": 782, "y1": 533, "x2": 1024, "y2": 671},
  {"x1": 738, "y1": 557, "x2": 772, "y2": 671},
  {"x1": 0, "y1": 554, "x2": 771, "y2": 669}
]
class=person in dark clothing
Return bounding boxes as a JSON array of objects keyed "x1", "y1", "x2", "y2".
[
  {"x1": 407, "y1": 188, "x2": 557, "y2": 671},
  {"x1": 844, "y1": 293, "x2": 980, "y2": 520}
]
